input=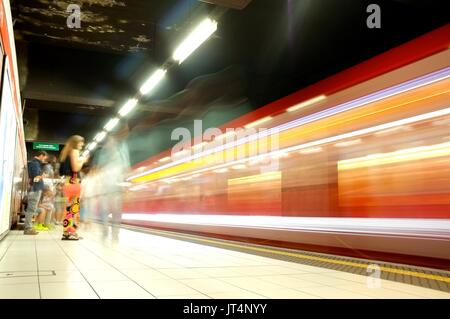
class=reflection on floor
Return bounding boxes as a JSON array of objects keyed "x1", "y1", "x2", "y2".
[{"x1": 0, "y1": 224, "x2": 449, "y2": 299}]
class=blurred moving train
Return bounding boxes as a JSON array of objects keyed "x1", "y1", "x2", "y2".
[{"x1": 115, "y1": 26, "x2": 450, "y2": 268}]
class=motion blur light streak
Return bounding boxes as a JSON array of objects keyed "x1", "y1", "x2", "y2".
[
  {"x1": 287, "y1": 94, "x2": 327, "y2": 112},
  {"x1": 244, "y1": 116, "x2": 272, "y2": 128},
  {"x1": 213, "y1": 168, "x2": 228, "y2": 173},
  {"x1": 338, "y1": 142, "x2": 450, "y2": 170},
  {"x1": 334, "y1": 139, "x2": 362, "y2": 148},
  {"x1": 127, "y1": 67, "x2": 450, "y2": 181},
  {"x1": 128, "y1": 108, "x2": 450, "y2": 183},
  {"x1": 172, "y1": 17, "x2": 218, "y2": 64},
  {"x1": 299, "y1": 147, "x2": 322, "y2": 154},
  {"x1": 374, "y1": 125, "x2": 411, "y2": 135},
  {"x1": 120, "y1": 41, "x2": 450, "y2": 264},
  {"x1": 192, "y1": 142, "x2": 207, "y2": 150},
  {"x1": 215, "y1": 130, "x2": 236, "y2": 140},
  {"x1": 228, "y1": 171, "x2": 281, "y2": 186},
  {"x1": 120, "y1": 215, "x2": 450, "y2": 238}
]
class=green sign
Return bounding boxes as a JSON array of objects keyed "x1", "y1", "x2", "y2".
[{"x1": 33, "y1": 142, "x2": 59, "y2": 151}]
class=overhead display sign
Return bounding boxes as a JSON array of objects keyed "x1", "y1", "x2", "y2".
[{"x1": 33, "y1": 142, "x2": 59, "y2": 151}]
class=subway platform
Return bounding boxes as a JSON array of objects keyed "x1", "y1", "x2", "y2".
[{"x1": 0, "y1": 224, "x2": 449, "y2": 299}]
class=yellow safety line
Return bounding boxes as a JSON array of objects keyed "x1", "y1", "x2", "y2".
[{"x1": 139, "y1": 227, "x2": 450, "y2": 283}]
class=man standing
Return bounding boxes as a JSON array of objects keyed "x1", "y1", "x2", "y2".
[{"x1": 24, "y1": 150, "x2": 48, "y2": 235}]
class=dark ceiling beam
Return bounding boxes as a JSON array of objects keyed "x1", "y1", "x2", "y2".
[
  {"x1": 199, "y1": 0, "x2": 252, "y2": 10},
  {"x1": 22, "y1": 91, "x2": 116, "y2": 108}
]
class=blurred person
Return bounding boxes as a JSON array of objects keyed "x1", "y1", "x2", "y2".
[
  {"x1": 96, "y1": 135, "x2": 130, "y2": 241},
  {"x1": 59, "y1": 135, "x2": 89, "y2": 240},
  {"x1": 54, "y1": 181, "x2": 66, "y2": 225},
  {"x1": 78, "y1": 166, "x2": 91, "y2": 229},
  {"x1": 80, "y1": 166, "x2": 97, "y2": 222},
  {"x1": 24, "y1": 150, "x2": 48, "y2": 235},
  {"x1": 42, "y1": 154, "x2": 56, "y2": 178}
]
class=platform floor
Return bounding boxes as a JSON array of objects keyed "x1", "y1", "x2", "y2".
[{"x1": 0, "y1": 224, "x2": 449, "y2": 299}]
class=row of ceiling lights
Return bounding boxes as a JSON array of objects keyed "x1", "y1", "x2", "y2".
[{"x1": 82, "y1": 17, "x2": 219, "y2": 157}]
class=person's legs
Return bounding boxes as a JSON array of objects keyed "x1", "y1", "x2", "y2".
[
  {"x1": 99, "y1": 194, "x2": 110, "y2": 239},
  {"x1": 36, "y1": 208, "x2": 46, "y2": 224},
  {"x1": 24, "y1": 191, "x2": 41, "y2": 230},
  {"x1": 62, "y1": 195, "x2": 80, "y2": 240},
  {"x1": 111, "y1": 192, "x2": 122, "y2": 242},
  {"x1": 34, "y1": 207, "x2": 49, "y2": 231}
]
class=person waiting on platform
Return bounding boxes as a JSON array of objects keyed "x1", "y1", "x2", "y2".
[
  {"x1": 24, "y1": 150, "x2": 48, "y2": 235},
  {"x1": 59, "y1": 135, "x2": 89, "y2": 240}
]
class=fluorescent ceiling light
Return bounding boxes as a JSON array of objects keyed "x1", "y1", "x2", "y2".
[
  {"x1": 173, "y1": 17, "x2": 218, "y2": 64},
  {"x1": 139, "y1": 69, "x2": 166, "y2": 95},
  {"x1": 245, "y1": 116, "x2": 272, "y2": 129},
  {"x1": 287, "y1": 95, "x2": 327, "y2": 112},
  {"x1": 94, "y1": 131, "x2": 107, "y2": 143},
  {"x1": 231, "y1": 164, "x2": 247, "y2": 170},
  {"x1": 88, "y1": 142, "x2": 97, "y2": 151},
  {"x1": 81, "y1": 150, "x2": 90, "y2": 158},
  {"x1": 104, "y1": 117, "x2": 120, "y2": 132},
  {"x1": 158, "y1": 156, "x2": 171, "y2": 163},
  {"x1": 118, "y1": 98, "x2": 138, "y2": 117}
]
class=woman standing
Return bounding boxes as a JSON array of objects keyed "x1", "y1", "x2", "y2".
[{"x1": 59, "y1": 135, "x2": 89, "y2": 240}]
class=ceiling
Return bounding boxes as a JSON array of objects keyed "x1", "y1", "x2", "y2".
[{"x1": 11, "y1": 0, "x2": 448, "y2": 156}]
